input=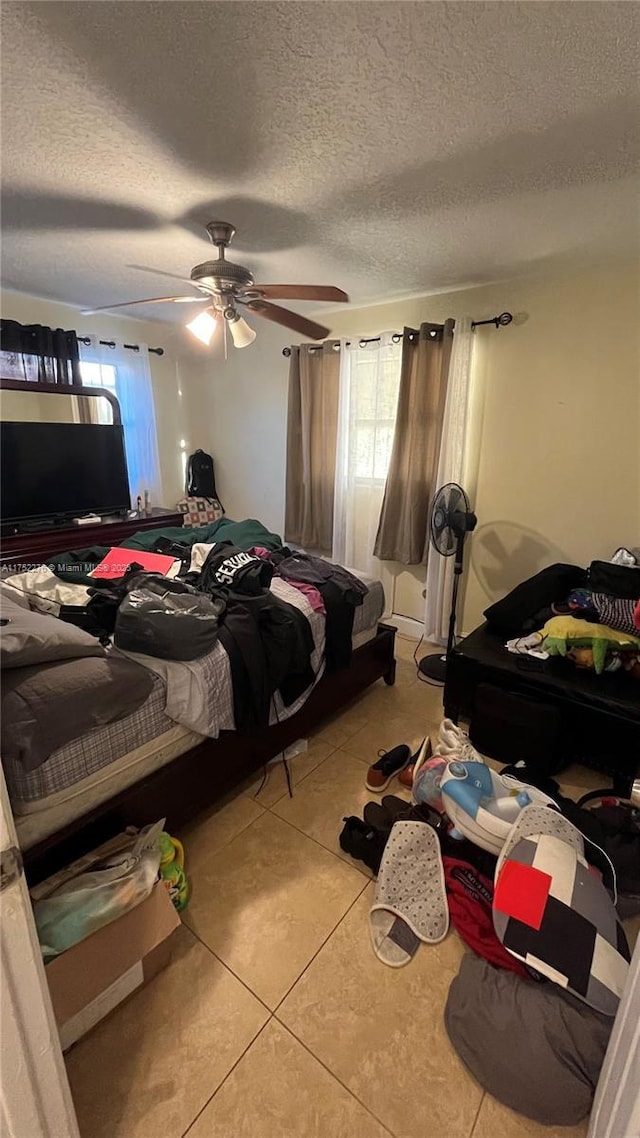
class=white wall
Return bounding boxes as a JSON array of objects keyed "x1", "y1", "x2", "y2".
[
  {"x1": 197, "y1": 261, "x2": 640, "y2": 632},
  {"x1": 180, "y1": 319, "x2": 290, "y2": 534},
  {"x1": 0, "y1": 288, "x2": 197, "y2": 508}
]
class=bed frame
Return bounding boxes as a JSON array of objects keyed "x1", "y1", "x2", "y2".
[{"x1": 23, "y1": 622, "x2": 397, "y2": 885}]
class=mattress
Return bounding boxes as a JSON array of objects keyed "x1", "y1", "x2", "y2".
[{"x1": 9, "y1": 577, "x2": 385, "y2": 846}]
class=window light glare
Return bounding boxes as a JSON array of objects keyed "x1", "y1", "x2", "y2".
[{"x1": 186, "y1": 310, "x2": 217, "y2": 346}]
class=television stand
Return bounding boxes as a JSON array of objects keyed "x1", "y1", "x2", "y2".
[
  {"x1": 12, "y1": 515, "x2": 78, "y2": 534},
  {"x1": 0, "y1": 508, "x2": 184, "y2": 570}
]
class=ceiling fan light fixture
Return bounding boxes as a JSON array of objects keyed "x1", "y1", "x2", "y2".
[
  {"x1": 228, "y1": 313, "x2": 257, "y2": 348},
  {"x1": 186, "y1": 309, "x2": 217, "y2": 346}
]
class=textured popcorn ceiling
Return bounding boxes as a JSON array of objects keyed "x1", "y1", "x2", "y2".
[{"x1": 1, "y1": 1, "x2": 638, "y2": 321}]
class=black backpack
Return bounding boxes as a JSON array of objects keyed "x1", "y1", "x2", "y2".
[{"x1": 187, "y1": 449, "x2": 220, "y2": 503}]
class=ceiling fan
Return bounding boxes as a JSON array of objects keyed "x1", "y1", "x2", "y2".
[{"x1": 82, "y1": 221, "x2": 349, "y2": 348}]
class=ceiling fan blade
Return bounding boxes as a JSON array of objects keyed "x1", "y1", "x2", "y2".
[
  {"x1": 126, "y1": 264, "x2": 205, "y2": 289},
  {"x1": 245, "y1": 300, "x2": 330, "y2": 341},
  {"x1": 252, "y1": 285, "x2": 348, "y2": 303},
  {"x1": 81, "y1": 296, "x2": 207, "y2": 315}
]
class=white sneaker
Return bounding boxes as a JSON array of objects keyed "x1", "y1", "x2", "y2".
[{"x1": 437, "y1": 718, "x2": 483, "y2": 763}]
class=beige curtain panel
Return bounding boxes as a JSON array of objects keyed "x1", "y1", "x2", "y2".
[
  {"x1": 284, "y1": 341, "x2": 340, "y2": 553},
  {"x1": 374, "y1": 319, "x2": 454, "y2": 564}
]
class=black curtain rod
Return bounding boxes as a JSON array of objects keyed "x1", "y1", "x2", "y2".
[
  {"x1": 76, "y1": 336, "x2": 164, "y2": 356},
  {"x1": 281, "y1": 311, "x2": 512, "y2": 356}
]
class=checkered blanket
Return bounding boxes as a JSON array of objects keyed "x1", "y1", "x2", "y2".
[{"x1": 493, "y1": 831, "x2": 630, "y2": 1016}]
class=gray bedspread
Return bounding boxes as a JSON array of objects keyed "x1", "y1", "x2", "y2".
[{"x1": 1, "y1": 653, "x2": 154, "y2": 772}]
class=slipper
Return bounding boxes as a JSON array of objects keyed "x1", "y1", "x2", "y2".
[
  {"x1": 398, "y1": 736, "x2": 432, "y2": 789},
  {"x1": 364, "y1": 797, "x2": 443, "y2": 843},
  {"x1": 369, "y1": 820, "x2": 449, "y2": 966},
  {"x1": 339, "y1": 816, "x2": 386, "y2": 874},
  {"x1": 363, "y1": 801, "x2": 396, "y2": 836},
  {"x1": 363, "y1": 794, "x2": 414, "y2": 835},
  {"x1": 365, "y1": 744, "x2": 411, "y2": 792}
]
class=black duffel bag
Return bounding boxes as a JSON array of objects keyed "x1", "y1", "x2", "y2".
[
  {"x1": 114, "y1": 573, "x2": 225, "y2": 660},
  {"x1": 587, "y1": 559, "x2": 640, "y2": 599}
]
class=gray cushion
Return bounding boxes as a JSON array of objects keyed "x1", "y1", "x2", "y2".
[
  {"x1": 0, "y1": 597, "x2": 104, "y2": 668},
  {"x1": 2, "y1": 654, "x2": 154, "y2": 772},
  {"x1": 445, "y1": 953, "x2": 612, "y2": 1126}
]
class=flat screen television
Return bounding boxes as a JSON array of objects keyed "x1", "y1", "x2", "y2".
[{"x1": 1, "y1": 421, "x2": 131, "y2": 525}]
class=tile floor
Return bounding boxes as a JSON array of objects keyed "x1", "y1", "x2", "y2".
[{"x1": 65, "y1": 634, "x2": 627, "y2": 1138}]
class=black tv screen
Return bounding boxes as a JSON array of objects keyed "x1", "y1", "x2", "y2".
[{"x1": 1, "y1": 421, "x2": 131, "y2": 524}]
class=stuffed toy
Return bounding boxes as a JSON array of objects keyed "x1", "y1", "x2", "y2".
[{"x1": 540, "y1": 615, "x2": 640, "y2": 675}]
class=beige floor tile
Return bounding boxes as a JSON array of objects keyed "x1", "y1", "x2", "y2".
[
  {"x1": 182, "y1": 792, "x2": 265, "y2": 874},
  {"x1": 394, "y1": 633, "x2": 440, "y2": 663},
  {"x1": 391, "y1": 656, "x2": 423, "y2": 686},
  {"x1": 279, "y1": 888, "x2": 481, "y2": 1138},
  {"x1": 360, "y1": 672, "x2": 444, "y2": 719},
  {"x1": 186, "y1": 1020, "x2": 392, "y2": 1138},
  {"x1": 472, "y1": 1093, "x2": 588, "y2": 1138},
  {"x1": 272, "y1": 748, "x2": 410, "y2": 876},
  {"x1": 313, "y1": 695, "x2": 379, "y2": 748},
  {"x1": 345, "y1": 709, "x2": 439, "y2": 763},
  {"x1": 183, "y1": 811, "x2": 365, "y2": 1008},
  {"x1": 66, "y1": 926, "x2": 268, "y2": 1138},
  {"x1": 244, "y1": 736, "x2": 335, "y2": 808},
  {"x1": 313, "y1": 657, "x2": 439, "y2": 750},
  {"x1": 314, "y1": 704, "x2": 371, "y2": 750}
]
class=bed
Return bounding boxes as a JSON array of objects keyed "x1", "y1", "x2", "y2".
[{"x1": 2, "y1": 543, "x2": 394, "y2": 883}]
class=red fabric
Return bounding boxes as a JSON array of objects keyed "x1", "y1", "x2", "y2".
[
  {"x1": 494, "y1": 860, "x2": 551, "y2": 931},
  {"x1": 443, "y1": 857, "x2": 528, "y2": 977},
  {"x1": 634, "y1": 599, "x2": 640, "y2": 633}
]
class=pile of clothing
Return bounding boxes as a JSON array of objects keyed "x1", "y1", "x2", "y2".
[
  {"x1": 181, "y1": 538, "x2": 366, "y2": 727},
  {"x1": 498, "y1": 549, "x2": 640, "y2": 676},
  {"x1": 340, "y1": 720, "x2": 638, "y2": 1126},
  {"x1": 2, "y1": 518, "x2": 368, "y2": 734}
]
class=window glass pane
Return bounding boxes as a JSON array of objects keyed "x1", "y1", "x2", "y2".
[
  {"x1": 79, "y1": 362, "x2": 117, "y2": 423},
  {"x1": 348, "y1": 342, "x2": 401, "y2": 482},
  {"x1": 79, "y1": 361, "x2": 117, "y2": 388}
]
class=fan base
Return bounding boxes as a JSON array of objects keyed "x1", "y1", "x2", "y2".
[{"x1": 417, "y1": 653, "x2": 448, "y2": 683}]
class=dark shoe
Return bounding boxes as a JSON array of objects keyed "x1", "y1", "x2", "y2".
[
  {"x1": 339, "y1": 816, "x2": 386, "y2": 874},
  {"x1": 365, "y1": 744, "x2": 411, "y2": 792},
  {"x1": 375, "y1": 793, "x2": 443, "y2": 835},
  {"x1": 362, "y1": 799, "x2": 407, "y2": 838},
  {"x1": 398, "y1": 736, "x2": 432, "y2": 790}
]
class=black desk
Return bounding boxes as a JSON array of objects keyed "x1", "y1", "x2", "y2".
[{"x1": 444, "y1": 622, "x2": 640, "y2": 787}]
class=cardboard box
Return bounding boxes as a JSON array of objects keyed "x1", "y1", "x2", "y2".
[{"x1": 45, "y1": 881, "x2": 180, "y2": 1050}]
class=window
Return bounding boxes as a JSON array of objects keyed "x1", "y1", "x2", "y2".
[
  {"x1": 79, "y1": 361, "x2": 117, "y2": 424},
  {"x1": 79, "y1": 360, "x2": 117, "y2": 390},
  {"x1": 78, "y1": 344, "x2": 162, "y2": 506},
  {"x1": 332, "y1": 334, "x2": 402, "y2": 574},
  {"x1": 348, "y1": 339, "x2": 402, "y2": 482}
]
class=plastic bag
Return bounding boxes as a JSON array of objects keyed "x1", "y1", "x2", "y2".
[
  {"x1": 34, "y1": 820, "x2": 164, "y2": 959},
  {"x1": 115, "y1": 574, "x2": 224, "y2": 660}
]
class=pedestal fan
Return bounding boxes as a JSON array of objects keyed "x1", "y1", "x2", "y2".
[{"x1": 418, "y1": 482, "x2": 477, "y2": 683}]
